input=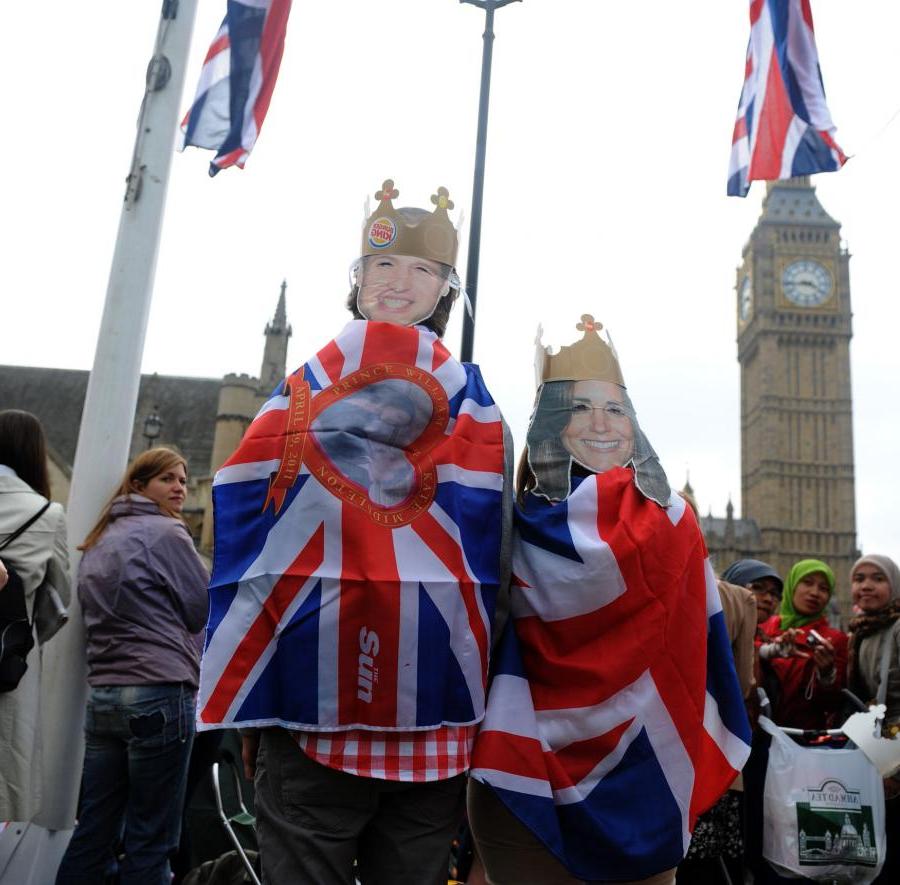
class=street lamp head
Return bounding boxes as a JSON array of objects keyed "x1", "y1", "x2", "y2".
[
  {"x1": 460, "y1": 0, "x2": 522, "y2": 9},
  {"x1": 143, "y1": 406, "x2": 163, "y2": 449}
]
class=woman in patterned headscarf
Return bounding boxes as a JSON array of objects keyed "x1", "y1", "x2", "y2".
[
  {"x1": 757, "y1": 558, "x2": 848, "y2": 730},
  {"x1": 847, "y1": 554, "x2": 900, "y2": 884}
]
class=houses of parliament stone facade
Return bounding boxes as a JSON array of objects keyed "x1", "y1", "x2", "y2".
[
  {"x1": 700, "y1": 177, "x2": 859, "y2": 616},
  {"x1": 1, "y1": 179, "x2": 860, "y2": 613}
]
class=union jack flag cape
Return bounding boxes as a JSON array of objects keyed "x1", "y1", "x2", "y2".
[
  {"x1": 471, "y1": 469, "x2": 751, "y2": 880},
  {"x1": 199, "y1": 320, "x2": 508, "y2": 732},
  {"x1": 728, "y1": 0, "x2": 846, "y2": 197},
  {"x1": 178, "y1": 0, "x2": 292, "y2": 176}
]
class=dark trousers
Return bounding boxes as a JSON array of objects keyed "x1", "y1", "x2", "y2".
[
  {"x1": 676, "y1": 790, "x2": 744, "y2": 885},
  {"x1": 873, "y1": 792, "x2": 900, "y2": 885},
  {"x1": 172, "y1": 729, "x2": 224, "y2": 883},
  {"x1": 56, "y1": 684, "x2": 195, "y2": 885},
  {"x1": 253, "y1": 728, "x2": 466, "y2": 885}
]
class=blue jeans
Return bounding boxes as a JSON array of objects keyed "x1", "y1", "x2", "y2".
[{"x1": 56, "y1": 683, "x2": 196, "y2": 885}]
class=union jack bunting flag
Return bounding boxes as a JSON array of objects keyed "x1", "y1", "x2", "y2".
[
  {"x1": 179, "y1": 0, "x2": 292, "y2": 176},
  {"x1": 471, "y1": 469, "x2": 751, "y2": 880},
  {"x1": 199, "y1": 320, "x2": 508, "y2": 732},
  {"x1": 728, "y1": 0, "x2": 846, "y2": 197}
]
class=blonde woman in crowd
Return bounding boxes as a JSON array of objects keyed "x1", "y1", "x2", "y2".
[{"x1": 56, "y1": 447, "x2": 208, "y2": 885}]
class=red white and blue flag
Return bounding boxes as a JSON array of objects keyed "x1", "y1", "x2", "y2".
[
  {"x1": 178, "y1": 0, "x2": 292, "y2": 176},
  {"x1": 471, "y1": 469, "x2": 751, "y2": 880},
  {"x1": 198, "y1": 320, "x2": 507, "y2": 732},
  {"x1": 728, "y1": 0, "x2": 846, "y2": 197}
]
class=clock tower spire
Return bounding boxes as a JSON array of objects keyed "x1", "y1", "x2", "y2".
[{"x1": 735, "y1": 177, "x2": 857, "y2": 616}]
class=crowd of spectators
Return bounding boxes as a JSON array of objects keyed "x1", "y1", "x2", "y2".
[{"x1": 676, "y1": 551, "x2": 900, "y2": 885}]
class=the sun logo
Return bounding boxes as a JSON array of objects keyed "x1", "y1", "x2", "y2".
[{"x1": 357, "y1": 627, "x2": 380, "y2": 703}]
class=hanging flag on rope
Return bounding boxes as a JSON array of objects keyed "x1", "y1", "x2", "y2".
[
  {"x1": 728, "y1": 0, "x2": 847, "y2": 197},
  {"x1": 178, "y1": 0, "x2": 292, "y2": 176}
]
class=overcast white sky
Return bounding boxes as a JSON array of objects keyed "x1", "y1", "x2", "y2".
[{"x1": 2, "y1": 1, "x2": 898, "y2": 563}]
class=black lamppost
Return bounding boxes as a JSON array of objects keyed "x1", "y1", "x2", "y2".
[
  {"x1": 143, "y1": 406, "x2": 162, "y2": 449},
  {"x1": 459, "y1": 0, "x2": 521, "y2": 363}
]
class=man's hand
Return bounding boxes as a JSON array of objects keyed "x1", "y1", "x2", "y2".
[
  {"x1": 241, "y1": 732, "x2": 261, "y2": 780},
  {"x1": 0, "y1": 559, "x2": 7, "y2": 591}
]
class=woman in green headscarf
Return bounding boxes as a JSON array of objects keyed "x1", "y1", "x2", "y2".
[{"x1": 758, "y1": 559, "x2": 849, "y2": 729}]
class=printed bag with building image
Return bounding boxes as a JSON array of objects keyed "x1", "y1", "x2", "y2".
[{"x1": 760, "y1": 717, "x2": 885, "y2": 883}]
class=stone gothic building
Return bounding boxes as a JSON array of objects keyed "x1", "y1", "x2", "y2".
[
  {"x1": 0, "y1": 283, "x2": 292, "y2": 556},
  {"x1": 701, "y1": 178, "x2": 859, "y2": 616}
]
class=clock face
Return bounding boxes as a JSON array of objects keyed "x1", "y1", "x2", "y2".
[
  {"x1": 782, "y1": 259, "x2": 833, "y2": 307},
  {"x1": 739, "y1": 276, "x2": 752, "y2": 321}
]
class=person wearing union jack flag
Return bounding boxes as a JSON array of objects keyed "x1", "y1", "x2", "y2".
[
  {"x1": 198, "y1": 180, "x2": 512, "y2": 884},
  {"x1": 468, "y1": 317, "x2": 752, "y2": 884}
]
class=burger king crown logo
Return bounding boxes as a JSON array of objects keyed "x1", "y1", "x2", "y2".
[
  {"x1": 368, "y1": 216, "x2": 397, "y2": 249},
  {"x1": 360, "y1": 178, "x2": 459, "y2": 268}
]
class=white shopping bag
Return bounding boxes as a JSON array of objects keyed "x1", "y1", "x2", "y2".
[{"x1": 759, "y1": 717, "x2": 886, "y2": 884}]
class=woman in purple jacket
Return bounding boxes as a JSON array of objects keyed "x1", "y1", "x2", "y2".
[{"x1": 57, "y1": 447, "x2": 209, "y2": 885}]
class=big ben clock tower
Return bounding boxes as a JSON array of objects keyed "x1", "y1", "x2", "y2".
[{"x1": 736, "y1": 177, "x2": 858, "y2": 614}]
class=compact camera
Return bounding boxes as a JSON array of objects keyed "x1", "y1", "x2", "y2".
[{"x1": 805, "y1": 628, "x2": 827, "y2": 648}]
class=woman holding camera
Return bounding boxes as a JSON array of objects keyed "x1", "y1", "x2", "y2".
[{"x1": 758, "y1": 559, "x2": 848, "y2": 730}]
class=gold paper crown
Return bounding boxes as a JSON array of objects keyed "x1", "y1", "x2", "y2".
[
  {"x1": 536, "y1": 314, "x2": 625, "y2": 387},
  {"x1": 360, "y1": 179, "x2": 459, "y2": 267}
]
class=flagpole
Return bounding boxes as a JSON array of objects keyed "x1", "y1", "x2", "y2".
[
  {"x1": 459, "y1": 0, "x2": 520, "y2": 363},
  {"x1": 0, "y1": 1, "x2": 198, "y2": 878}
]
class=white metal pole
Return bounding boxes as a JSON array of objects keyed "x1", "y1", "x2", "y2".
[{"x1": 0, "y1": 2, "x2": 198, "y2": 878}]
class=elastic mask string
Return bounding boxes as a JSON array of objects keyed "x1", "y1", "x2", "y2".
[{"x1": 462, "y1": 288, "x2": 474, "y2": 319}]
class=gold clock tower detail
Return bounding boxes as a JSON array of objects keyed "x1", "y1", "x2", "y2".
[{"x1": 736, "y1": 177, "x2": 857, "y2": 614}]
